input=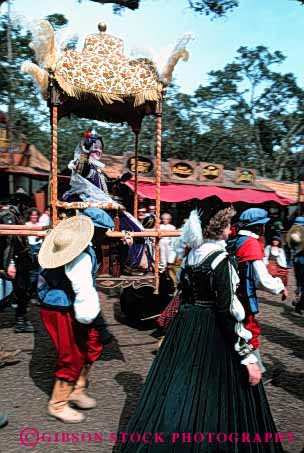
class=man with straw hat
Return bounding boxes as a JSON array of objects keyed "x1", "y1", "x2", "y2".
[{"x1": 38, "y1": 215, "x2": 112, "y2": 423}]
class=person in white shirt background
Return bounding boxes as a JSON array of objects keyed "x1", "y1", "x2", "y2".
[
  {"x1": 264, "y1": 235, "x2": 289, "y2": 287},
  {"x1": 25, "y1": 208, "x2": 44, "y2": 303},
  {"x1": 39, "y1": 207, "x2": 51, "y2": 227},
  {"x1": 159, "y1": 212, "x2": 176, "y2": 273}
]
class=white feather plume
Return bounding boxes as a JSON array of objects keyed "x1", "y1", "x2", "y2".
[
  {"x1": 179, "y1": 209, "x2": 203, "y2": 250},
  {"x1": 13, "y1": 13, "x2": 78, "y2": 70},
  {"x1": 55, "y1": 29, "x2": 79, "y2": 58},
  {"x1": 21, "y1": 62, "x2": 49, "y2": 94},
  {"x1": 130, "y1": 32, "x2": 193, "y2": 84},
  {"x1": 159, "y1": 33, "x2": 193, "y2": 86}
]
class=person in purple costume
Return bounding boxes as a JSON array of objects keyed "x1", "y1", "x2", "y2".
[{"x1": 62, "y1": 131, "x2": 152, "y2": 275}]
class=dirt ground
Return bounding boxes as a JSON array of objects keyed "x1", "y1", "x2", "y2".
[{"x1": 0, "y1": 276, "x2": 303, "y2": 453}]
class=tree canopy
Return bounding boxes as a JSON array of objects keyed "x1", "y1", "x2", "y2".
[
  {"x1": 1, "y1": 10, "x2": 304, "y2": 180},
  {"x1": 86, "y1": 0, "x2": 304, "y2": 16}
]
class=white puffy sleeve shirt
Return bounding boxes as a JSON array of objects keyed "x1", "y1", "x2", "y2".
[
  {"x1": 65, "y1": 252, "x2": 100, "y2": 324},
  {"x1": 252, "y1": 261, "x2": 285, "y2": 294}
]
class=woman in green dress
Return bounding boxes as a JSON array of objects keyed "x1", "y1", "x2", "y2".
[{"x1": 119, "y1": 206, "x2": 284, "y2": 453}]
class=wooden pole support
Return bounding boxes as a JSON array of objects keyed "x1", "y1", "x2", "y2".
[
  {"x1": 106, "y1": 230, "x2": 181, "y2": 238},
  {"x1": 154, "y1": 97, "x2": 163, "y2": 294},
  {"x1": 133, "y1": 131, "x2": 140, "y2": 218},
  {"x1": 51, "y1": 104, "x2": 58, "y2": 226}
]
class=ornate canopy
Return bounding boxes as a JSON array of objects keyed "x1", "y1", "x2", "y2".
[{"x1": 22, "y1": 20, "x2": 192, "y2": 129}]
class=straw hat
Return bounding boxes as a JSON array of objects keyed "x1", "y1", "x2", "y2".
[
  {"x1": 38, "y1": 216, "x2": 94, "y2": 269},
  {"x1": 286, "y1": 224, "x2": 304, "y2": 250}
]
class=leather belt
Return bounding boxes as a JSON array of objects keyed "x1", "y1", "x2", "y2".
[{"x1": 194, "y1": 300, "x2": 214, "y2": 308}]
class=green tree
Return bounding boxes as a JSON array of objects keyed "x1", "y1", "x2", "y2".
[
  {"x1": 0, "y1": 14, "x2": 50, "y2": 151},
  {"x1": 194, "y1": 46, "x2": 304, "y2": 180},
  {"x1": 46, "y1": 14, "x2": 68, "y2": 31},
  {"x1": 85, "y1": 0, "x2": 304, "y2": 16},
  {"x1": 0, "y1": 13, "x2": 78, "y2": 162}
]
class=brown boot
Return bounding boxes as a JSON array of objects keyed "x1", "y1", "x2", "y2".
[
  {"x1": 69, "y1": 365, "x2": 96, "y2": 410},
  {"x1": 48, "y1": 380, "x2": 85, "y2": 423}
]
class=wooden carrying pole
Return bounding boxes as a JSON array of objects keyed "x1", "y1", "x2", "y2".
[
  {"x1": 133, "y1": 131, "x2": 140, "y2": 218},
  {"x1": 106, "y1": 230, "x2": 180, "y2": 238},
  {"x1": 154, "y1": 97, "x2": 163, "y2": 293},
  {"x1": 51, "y1": 104, "x2": 58, "y2": 226}
]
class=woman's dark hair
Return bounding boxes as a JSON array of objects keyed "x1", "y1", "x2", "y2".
[
  {"x1": 203, "y1": 207, "x2": 236, "y2": 240},
  {"x1": 26, "y1": 207, "x2": 40, "y2": 222},
  {"x1": 83, "y1": 134, "x2": 104, "y2": 151},
  {"x1": 271, "y1": 236, "x2": 281, "y2": 244}
]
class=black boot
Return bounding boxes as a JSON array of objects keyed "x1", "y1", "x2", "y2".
[
  {"x1": 15, "y1": 316, "x2": 36, "y2": 333},
  {"x1": 294, "y1": 305, "x2": 303, "y2": 315},
  {"x1": 294, "y1": 295, "x2": 304, "y2": 315},
  {"x1": 91, "y1": 312, "x2": 114, "y2": 345}
]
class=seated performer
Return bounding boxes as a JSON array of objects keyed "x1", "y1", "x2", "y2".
[
  {"x1": 63, "y1": 130, "x2": 152, "y2": 275},
  {"x1": 38, "y1": 214, "x2": 113, "y2": 423}
]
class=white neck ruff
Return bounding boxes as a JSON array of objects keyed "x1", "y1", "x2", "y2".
[
  {"x1": 89, "y1": 157, "x2": 105, "y2": 169},
  {"x1": 187, "y1": 240, "x2": 226, "y2": 266}
]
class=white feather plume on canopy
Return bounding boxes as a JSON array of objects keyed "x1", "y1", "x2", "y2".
[
  {"x1": 29, "y1": 20, "x2": 56, "y2": 70},
  {"x1": 14, "y1": 14, "x2": 78, "y2": 70},
  {"x1": 130, "y1": 32, "x2": 194, "y2": 86},
  {"x1": 16, "y1": 14, "x2": 78, "y2": 96}
]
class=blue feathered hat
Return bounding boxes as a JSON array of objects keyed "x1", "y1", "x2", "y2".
[{"x1": 83, "y1": 208, "x2": 114, "y2": 229}]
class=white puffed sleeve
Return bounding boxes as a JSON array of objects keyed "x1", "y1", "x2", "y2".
[{"x1": 65, "y1": 252, "x2": 100, "y2": 324}]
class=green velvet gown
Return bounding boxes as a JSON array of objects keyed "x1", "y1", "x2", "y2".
[{"x1": 120, "y1": 249, "x2": 284, "y2": 453}]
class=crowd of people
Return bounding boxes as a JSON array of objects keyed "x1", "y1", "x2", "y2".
[
  {"x1": 0, "y1": 193, "x2": 50, "y2": 332},
  {"x1": 0, "y1": 131, "x2": 303, "y2": 450}
]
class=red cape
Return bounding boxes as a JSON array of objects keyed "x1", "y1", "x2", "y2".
[{"x1": 236, "y1": 236, "x2": 264, "y2": 262}]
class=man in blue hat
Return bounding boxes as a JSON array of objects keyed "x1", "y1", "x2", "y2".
[
  {"x1": 293, "y1": 216, "x2": 304, "y2": 226},
  {"x1": 229, "y1": 208, "x2": 288, "y2": 366}
]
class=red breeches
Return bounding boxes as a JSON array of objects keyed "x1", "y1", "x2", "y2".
[
  {"x1": 244, "y1": 314, "x2": 261, "y2": 350},
  {"x1": 40, "y1": 308, "x2": 104, "y2": 383}
]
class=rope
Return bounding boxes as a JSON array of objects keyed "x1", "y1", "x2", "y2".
[
  {"x1": 51, "y1": 105, "x2": 58, "y2": 226},
  {"x1": 133, "y1": 131, "x2": 140, "y2": 218},
  {"x1": 154, "y1": 98, "x2": 163, "y2": 294}
]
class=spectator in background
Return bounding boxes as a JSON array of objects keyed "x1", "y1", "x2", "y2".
[
  {"x1": 0, "y1": 193, "x2": 35, "y2": 333},
  {"x1": 264, "y1": 235, "x2": 289, "y2": 287},
  {"x1": 287, "y1": 217, "x2": 304, "y2": 315},
  {"x1": 137, "y1": 206, "x2": 147, "y2": 223},
  {"x1": 159, "y1": 213, "x2": 176, "y2": 273},
  {"x1": 147, "y1": 204, "x2": 156, "y2": 216},
  {"x1": 26, "y1": 208, "x2": 43, "y2": 303},
  {"x1": 39, "y1": 207, "x2": 51, "y2": 226},
  {"x1": 265, "y1": 213, "x2": 284, "y2": 244},
  {"x1": 15, "y1": 187, "x2": 27, "y2": 194}
]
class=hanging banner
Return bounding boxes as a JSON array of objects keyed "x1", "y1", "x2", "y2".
[
  {"x1": 0, "y1": 125, "x2": 8, "y2": 151},
  {"x1": 235, "y1": 168, "x2": 256, "y2": 185},
  {"x1": 124, "y1": 152, "x2": 155, "y2": 176},
  {"x1": 168, "y1": 159, "x2": 197, "y2": 182},
  {"x1": 199, "y1": 163, "x2": 224, "y2": 183}
]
